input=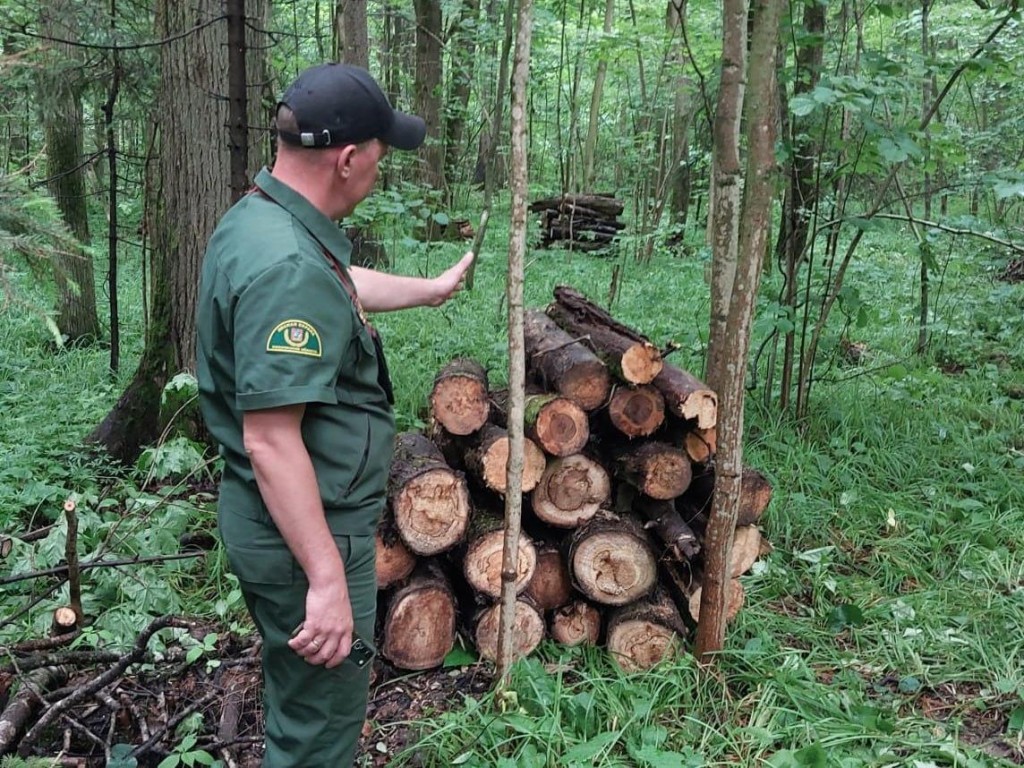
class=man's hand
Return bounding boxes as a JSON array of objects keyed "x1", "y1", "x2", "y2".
[
  {"x1": 288, "y1": 578, "x2": 354, "y2": 668},
  {"x1": 425, "y1": 251, "x2": 474, "y2": 307}
]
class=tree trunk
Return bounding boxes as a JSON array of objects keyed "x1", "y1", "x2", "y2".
[
  {"x1": 413, "y1": 0, "x2": 443, "y2": 189},
  {"x1": 696, "y1": 0, "x2": 783, "y2": 661},
  {"x1": 90, "y1": 0, "x2": 251, "y2": 461},
  {"x1": 40, "y1": 0, "x2": 101, "y2": 344},
  {"x1": 443, "y1": 0, "x2": 480, "y2": 197},
  {"x1": 381, "y1": 561, "x2": 457, "y2": 670},
  {"x1": 388, "y1": 432, "x2": 472, "y2": 556},
  {"x1": 666, "y1": 0, "x2": 695, "y2": 224},
  {"x1": 581, "y1": 0, "x2": 614, "y2": 189},
  {"x1": 334, "y1": 0, "x2": 369, "y2": 67},
  {"x1": 568, "y1": 511, "x2": 658, "y2": 606}
]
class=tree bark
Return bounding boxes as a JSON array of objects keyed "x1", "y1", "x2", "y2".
[
  {"x1": 651, "y1": 361, "x2": 718, "y2": 429},
  {"x1": 334, "y1": 0, "x2": 369, "y2": 67},
  {"x1": 413, "y1": 0, "x2": 444, "y2": 188},
  {"x1": 581, "y1": 0, "x2": 614, "y2": 189},
  {"x1": 443, "y1": 0, "x2": 480, "y2": 196}
]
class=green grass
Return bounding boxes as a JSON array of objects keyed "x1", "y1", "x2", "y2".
[{"x1": 2, "y1": 204, "x2": 1023, "y2": 765}]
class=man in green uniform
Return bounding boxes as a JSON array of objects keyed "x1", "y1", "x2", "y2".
[{"x1": 196, "y1": 63, "x2": 473, "y2": 767}]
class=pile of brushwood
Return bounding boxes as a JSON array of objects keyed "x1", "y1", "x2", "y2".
[{"x1": 376, "y1": 285, "x2": 772, "y2": 672}]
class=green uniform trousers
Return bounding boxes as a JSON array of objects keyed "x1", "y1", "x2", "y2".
[{"x1": 228, "y1": 532, "x2": 377, "y2": 768}]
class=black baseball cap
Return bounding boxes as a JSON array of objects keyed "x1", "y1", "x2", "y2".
[{"x1": 276, "y1": 63, "x2": 426, "y2": 151}]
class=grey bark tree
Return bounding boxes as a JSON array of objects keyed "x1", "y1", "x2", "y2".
[
  {"x1": 40, "y1": 0, "x2": 101, "y2": 344},
  {"x1": 414, "y1": 0, "x2": 444, "y2": 189},
  {"x1": 335, "y1": 0, "x2": 369, "y2": 68},
  {"x1": 696, "y1": 0, "x2": 784, "y2": 660}
]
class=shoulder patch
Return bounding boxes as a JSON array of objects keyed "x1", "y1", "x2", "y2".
[{"x1": 266, "y1": 320, "x2": 322, "y2": 358}]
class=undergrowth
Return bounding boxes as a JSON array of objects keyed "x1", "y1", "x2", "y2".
[{"x1": 1, "y1": 205, "x2": 1022, "y2": 766}]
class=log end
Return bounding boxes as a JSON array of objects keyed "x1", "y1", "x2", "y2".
[
  {"x1": 550, "y1": 600, "x2": 602, "y2": 646},
  {"x1": 533, "y1": 399, "x2": 590, "y2": 456},
  {"x1": 531, "y1": 454, "x2": 610, "y2": 528},
  {"x1": 687, "y1": 579, "x2": 746, "y2": 624},
  {"x1": 482, "y1": 436, "x2": 548, "y2": 494},
  {"x1": 383, "y1": 583, "x2": 458, "y2": 670},
  {"x1": 394, "y1": 470, "x2": 471, "y2": 556},
  {"x1": 681, "y1": 390, "x2": 718, "y2": 430},
  {"x1": 619, "y1": 343, "x2": 664, "y2": 385},
  {"x1": 465, "y1": 532, "x2": 537, "y2": 599},
  {"x1": 474, "y1": 600, "x2": 546, "y2": 663},
  {"x1": 430, "y1": 376, "x2": 490, "y2": 436},
  {"x1": 571, "y1": 531, "x2": 658, "y2": 606},
  {"x1": 605, "y1": 619, "x2": 681, "y2": 672},
  {"x1": 375, "y1": 531, "x2": 417, "y2": 589}
]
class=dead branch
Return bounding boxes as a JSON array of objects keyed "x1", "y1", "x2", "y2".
[
  {"x1": 0, "y1": 551, "x2": 202, "y2": 586},
  {"x1": 0, "y1": 665, "x2": 67, "y2": 753}
]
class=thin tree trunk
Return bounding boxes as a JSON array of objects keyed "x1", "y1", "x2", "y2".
[
  {"x1": 496, "y1": 0, "x2": 533, "y2": 685},
  {"x1": 443, "y1": 0, "x2": 480, "y2": 199},
  {"x1": 40, "y1": 0, "x2": 101, "y2": 344},
  {"x1": 581, "y1": 0, "x2": 613, "y2": 189},
  {"x1": 335, "y1": 0, "x2": 369, "y2": 67},
  {"x1": 696, "y1": 0, "x2": 782, "y2": 660},
  {"x1": 414, "y1": 0, "x2": 444, "y2": 189}
]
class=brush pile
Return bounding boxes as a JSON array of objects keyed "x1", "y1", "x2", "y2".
[
  {"x1": 530, "y1": 194, "x2": 626, "y2": 252},
  {"x1": 374, "y1": 286, "x2": 773, "y2": 672}
]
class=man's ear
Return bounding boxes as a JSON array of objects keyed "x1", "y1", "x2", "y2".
[{"x1": 335, "y1": 145, "x2": 357, "y2": 179}]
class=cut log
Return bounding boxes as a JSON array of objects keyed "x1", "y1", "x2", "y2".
[
  {"x1": 376, "y1": 508, "x2": 417, "y2": 589},
  {"x1": 492, "y1": 389, "x2": 590, "y2": 456},
  {"x1": 680, "y1": 465, "x2": 773, "y2": 527},
  {"x1": 51, "y1": 606, "x2": 78, "y2": 636},
  {"x1": 525, "y1": 394, "x2": 590, "y2": 456},
  {"x1": 429, "y1": 357, "x2": 490, "y2": 436},
  {"x1": 569, "y1": 511, "x2": 658, "y2": 606},
  {"x1": 529, "y1": 193, "x2": 625, "y2": 218},
  {"x1": 463, "y1": 423, "x2": 547, "y2": 494},
  {"x1": 683, "y1": 427, "x2": 717, "y2": 464},
  {"x1": 548, "y1": 287, "x2": 663, "y2": 385},
  {"x1": 605, "y1": 590, "x2": 687, "y2": 672},
  {"x1": 388, "y1": 432, "x2": 472, "y2": 556},
  {"x1": 463, "y1": 509, "x2": 537, "y2": 599},
  {"x1": 615, "y1": 440, "x2": 692, "y2": 500},
  {"x1": 606, "y1": 384, "x2": 665, "y2": 438},
  {"x1": 381, "y1": 562, "x2": 458, "y2": 670},
  {"x1": 0, "y1": 535, "x2": 11, "y2": 559},
  {"x1": 651, "y1": 362, "x2": 718, "y2": 429},
  {"x1": 687, "y1": 579, "x2": 745, "y2": 624},
  {"x1": 729, "y1": 525, "x2": 764, "y2": 579},
  {"x1": 524, "y1": 309, "x2": 611, "y2": 411},
  {"x1": 523, "y1": 542, "x2": 573, "y2": 611},
  {"x1": 638, "y1": 498, "x2": 700, "y2": 561},
  {"x1": 473, "y1": 598, "x2": 545, "y2": 663},
  {"x1": 550, "y1": 600, "x2": 602, "y2": 646},
  {"x1": 530, "y1": 453, "x2": 610, "y2": 528}
]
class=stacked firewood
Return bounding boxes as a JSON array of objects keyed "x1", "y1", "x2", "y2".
[
  {"x1": 374, "y1": 286, "x2": 773, "y2": 672},
  {"x1": 530, "y1": 194, "x2": 626, "y2": 252}
]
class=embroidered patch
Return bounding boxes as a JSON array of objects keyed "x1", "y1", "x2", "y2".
[{"x1": 266, "y1": 320, "x2": 322, "y2": 357}]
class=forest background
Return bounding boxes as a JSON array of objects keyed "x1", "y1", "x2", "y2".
[{"x1": 1, "y1": 0, "x2": 1023, "y2": 765}]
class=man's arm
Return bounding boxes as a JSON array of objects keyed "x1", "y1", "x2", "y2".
[
  {"x1": 243, "y1": 404, "x2": 353, "y2": 668},
  {"x1": 350, "y1": 251, "x2": 474, "y2": 312}
]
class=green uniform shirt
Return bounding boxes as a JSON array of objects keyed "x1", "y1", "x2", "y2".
[{"x1": 197, "y1": 167, "x2": 395, "y2": 542}]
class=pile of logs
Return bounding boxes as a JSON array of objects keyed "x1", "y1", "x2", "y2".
[
  {"x1": 530, "y1": 194, "x2": 626, "y2": 252},
  {"x1": 374, "y1": 286, "x2": 773, "y2": 672}
]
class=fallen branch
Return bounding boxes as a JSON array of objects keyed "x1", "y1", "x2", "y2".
[
  {"x1": 128, "y1": 690, "x2": 220, "y2": 759},
  {"x1": 1, "y1": 650, "x2": 122, "y2": 676},
  {"x1": 0, "y1": 551, "x2": 203, "y2": 587},
  {"x1": 0, "y1": 665, "x2": 67, "y2": 753}
]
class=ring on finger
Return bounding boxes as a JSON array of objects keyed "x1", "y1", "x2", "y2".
[{"x1": 310, "y1": 639, "x2": 322, "y2": 650}]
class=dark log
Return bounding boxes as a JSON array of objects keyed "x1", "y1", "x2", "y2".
[
  {"x1": 568, "y1": 511, "x2": 658, "y2": 606},
  {"x1": 548, "y1": 287, "x2": 663, "y2": 385},
  {"x1": 529, "y1": 193, "x2": 625, "y2": 218},
  {"x1": 530, "y1": 453, "x2": 610, "y2": 528},
  {"x1": 388, "y1": 432, "x2": 472, "y2": 556},
  {"x1": 606, "y1": 384, "x2": 665, "y2": 438},
  {"x1": 463, "y1": 508, "x2": 537, "y2": 599},
  {"x1": 524, "y1": 309, "x2": 611, "y2": 411},
  {"x1": 473, "y1": 597, "x2": 545, "y2": 663},
  {"x1": 545, "y1": 226, "x2": 616, "y2": 243},
  {"x1": 550, "y1": 600, "x2": 601, "y2": 646},
  {"x1": 606, "y1": 589, "x2": 687, "y2": 672},
  {"x1": 376, "y1": 506, "x2": 417, "y2": 589},
  {"x1": 615, "y1": 440, "x2": 692, "y2": 500},
  {"x1": 463, "y1": 423, "x2": 547, "y2": 494},
  {"x1": 523, "y1": 541, "x2": 573, "y2": 611},
  {"x1": 381, "y1": 562, "x2": 458, "y2": 670},
  {"x1": 651, "y1": 362, "x2": 718, "y2": 429},
  {"x1": 429, "y1": 357, "x2": 490, "y2": 436},
  {"x1": 638, "y1": 498, "x2": 700, "y2": 561}
]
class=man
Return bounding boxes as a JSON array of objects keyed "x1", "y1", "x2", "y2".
[{"x1": 196, "y1": 63, "x2": 473, "y2": 767}]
